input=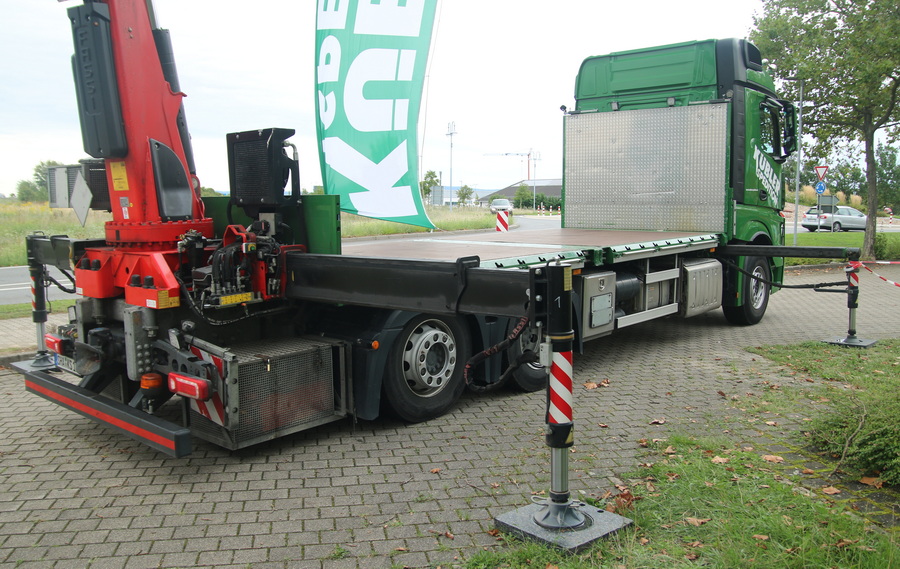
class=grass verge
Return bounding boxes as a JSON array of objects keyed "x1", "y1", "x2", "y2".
[
  {"x1": 341, "y1": 206, "x2": 496, "y2": 238},
  {"x1": 0, "y1": 201, "x2": 496, "y2": 262},
  {"x1": 785, "y1": 231, "x2": 900, "y2": 265},
  {"x1": 749, "y1": 339, "x2": 900, "y2": 485},
  {"x1": 467, "y1": 340, "x2": 900, "y2": 568},
  {"x1": 0, "y1": 299, "x2": 75, "y2": 320},
  {"x1": 471, "y1": 435, "x2": 897, "y2": 569}
]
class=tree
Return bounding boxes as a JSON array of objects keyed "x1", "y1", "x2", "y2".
[
  {"x1": 829, "y1": 160, "x2": 866, "y2": 200},
  {"x1": 16, "y1": 160, "x2": 64, "y2": 202},
  {"x1": 419, "y1": 170, "x2": 440, "y2": 201},
  {"x1": 456, "y1": 184, "x2": 474, "y2": 205},
  {"x1": 513, "y1": 184, "x2": 532, "y2": 209},
  {"x1": 876, "y1": 143, "x2": 900, "y2": 210},
  {"x1": 751, "y1": 0, "x2": 900, "y2": 259}
]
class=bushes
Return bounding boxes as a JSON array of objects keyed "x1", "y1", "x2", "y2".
[
  {"x1": 753, "y1": 339, "x2": 900, "y2": 485},
  {"x1": 810, "y1": 384, "x2": 900, "y2": 485},
  {"x1": 874, "y1": 231, "x2": 900, "y2": 260}
]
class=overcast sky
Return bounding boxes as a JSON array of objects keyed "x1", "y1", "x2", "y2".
[{"x1": 0, "y1": 0, "x2": 765, "y2": 197}]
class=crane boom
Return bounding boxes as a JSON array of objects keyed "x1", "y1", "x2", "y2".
[{"x1": 484, "y1": 150, "x2": 537, "y2": 179}]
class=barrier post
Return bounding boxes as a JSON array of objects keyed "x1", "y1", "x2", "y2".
[{"x1": 495, "y1": 210, "x2": 509, "y2": 232}]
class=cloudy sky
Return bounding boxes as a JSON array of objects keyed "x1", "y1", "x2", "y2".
[{"x1": 0, "y1": 0, "x2": 765, "y2": 197}]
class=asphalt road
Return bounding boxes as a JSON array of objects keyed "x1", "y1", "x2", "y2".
[{"x1": 0, "y1": 265, "x2": 78, "y2": 306}]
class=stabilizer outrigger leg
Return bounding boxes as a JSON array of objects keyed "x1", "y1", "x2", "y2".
[
  {"x1": 826, "y1": 261, "x2": 876, "y2": 348},
  {"x1": 494, "y1": 263, "x2": 632, "y2": 552}
]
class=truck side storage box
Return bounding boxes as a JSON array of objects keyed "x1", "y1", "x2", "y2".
[
  {"x1": 680, "y1": 258, "x2": 723, "y2": 317},
  {"x1": 188, "y1": 336, "x2": 349, "y2": 450}
]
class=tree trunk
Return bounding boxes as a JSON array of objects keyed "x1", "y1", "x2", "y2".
[{"x1": 862, "y1": 120, "x2": 878, "y2": 261}]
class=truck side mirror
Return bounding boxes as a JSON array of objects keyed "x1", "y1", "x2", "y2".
[{"x1": 779, "y1": 99, "x2": 797, "y2": 157}]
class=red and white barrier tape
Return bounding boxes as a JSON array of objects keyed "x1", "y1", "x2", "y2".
[{"x1": 859, "y1": 263, "x2": 900, "y2": 288}]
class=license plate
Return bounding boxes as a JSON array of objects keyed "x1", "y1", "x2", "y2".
[{"x1": 54, "y1": 354, "x2": 78, "y2": 374}]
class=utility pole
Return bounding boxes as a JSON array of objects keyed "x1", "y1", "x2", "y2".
[
  {"x1": 447, "y1": 122, "x2": 456, "y2": 211},
  {"x1": 531, "y1": 151, "x2": 541, "y2": 210}
]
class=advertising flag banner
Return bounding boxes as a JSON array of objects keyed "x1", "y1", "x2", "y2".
[{"x1": 315, "y1": 0, "x2": 436, "y2": 228}]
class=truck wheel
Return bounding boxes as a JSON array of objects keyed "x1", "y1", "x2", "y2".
[
  {"x1": 723, "y1": 256, "x2": 770, "y2": 326},
  {"x1": 383, "y1": 315, "x2": 469, "y2": 423},
  {"x1": 508, "y1": 323, "x2": 547, "y2": 392}
]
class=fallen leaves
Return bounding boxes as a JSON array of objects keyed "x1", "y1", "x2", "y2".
[
  {"x1": 822, "y1": 486, "x2": 842, "y2": 495},
  {"x1": 762, "y1": 455, "x2": 784, "y2": 463},
  {"x1": 711, "y1": 456, "x2": 730, "y2": 464},
  {"x1": 685, "y1": 517, "x2": 712, "y2": 527},
  {"x1": 583, "y1": 378, "x2": 610, "y2": 390},
  {"x1": 859, "y1": 476, "x2": 884, "y2": 488},
  {"x1": 600, "y1": 487, "x2": 642, "y2": 515}
]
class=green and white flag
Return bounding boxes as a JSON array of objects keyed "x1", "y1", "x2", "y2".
[{"x1": 315, "y1": 0, "x2": 436, "y2": 229}]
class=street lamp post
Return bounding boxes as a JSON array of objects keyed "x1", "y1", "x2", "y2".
[
  {"x1": 784, "y1": 78, "x2": 804, "y2": 245},
  {"x1": 531, "y1": 151, "x2": 541, "y2": 210},
  {"x1": 447, "y1": 122, "x2": 456, "y2": 211}
]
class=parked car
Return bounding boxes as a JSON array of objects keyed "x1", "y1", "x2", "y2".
[
  {"x1": 801, "y1": 206, "x2": 867, "y2": 232},
  {"x1": 490, "y1": 198, "x2": 512, "y2": 214}
]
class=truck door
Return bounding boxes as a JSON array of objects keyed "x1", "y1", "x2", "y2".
[{"x1": 743, "y1": 92, "x2": 794, "y2": 211}]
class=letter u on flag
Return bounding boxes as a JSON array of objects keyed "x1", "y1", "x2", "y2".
[{"x1": 315, "y1": 0, "x2": 437, "y2": 229}]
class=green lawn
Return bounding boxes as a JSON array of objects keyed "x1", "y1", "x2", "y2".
[{"x1": 785, "y1": 230, "x2": 899, "y2": 264}]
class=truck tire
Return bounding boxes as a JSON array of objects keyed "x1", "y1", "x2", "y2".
[
  {"x1": 723, "y1": 256, "x2": 770, "y2": 326},
  {"x1": 507, "y1": 323, "x2": 548, "y2": 392},
  {"x1": 383, "y1": 315, "x2": 469, "y2": 423}
]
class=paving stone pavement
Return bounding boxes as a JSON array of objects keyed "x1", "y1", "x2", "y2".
[{"x1": 0, "y1": 264, "x2": 898, "y2": 568}]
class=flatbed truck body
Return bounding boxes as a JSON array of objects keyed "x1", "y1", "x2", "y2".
[{"x1": 20, "y1": 1, "x2": 846, "y2": 457}]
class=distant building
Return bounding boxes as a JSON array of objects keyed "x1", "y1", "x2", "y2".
[
  {"x1": 482, "y1": 179, "x2": 562, "y2": 206},
  {"x1": 428, "y1": 186, "x2": 497, "y2": 207}
]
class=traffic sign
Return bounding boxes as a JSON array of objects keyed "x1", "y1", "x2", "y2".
[
  {"x1": 815, "y1": 165, "x2": 828, "y2": 181},
  {"x1": 815, "y1": 181, "x2": 826, "y2": 195}
]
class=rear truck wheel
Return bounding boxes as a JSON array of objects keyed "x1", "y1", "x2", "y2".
[
  {"x1": 507, "y1": 323, "x2": 547, "y2": 392},
  {"x1": 832, "y1": 222, "x2": 842, "y2": 232},
  {"x1": 723, "y1": 256, "x2": 771, "y2": 326},
  {"x1": 383, "y1": 315, "x2": 469, "y2": 423}
]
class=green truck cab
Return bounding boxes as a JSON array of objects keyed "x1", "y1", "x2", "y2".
[{"x1": 564, "y1": 38, "x2": 797, "y2": 324}]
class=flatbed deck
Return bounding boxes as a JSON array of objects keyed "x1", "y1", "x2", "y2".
[{"x1": 340, "y1": 228, "x2": 721, "y2": 267}]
